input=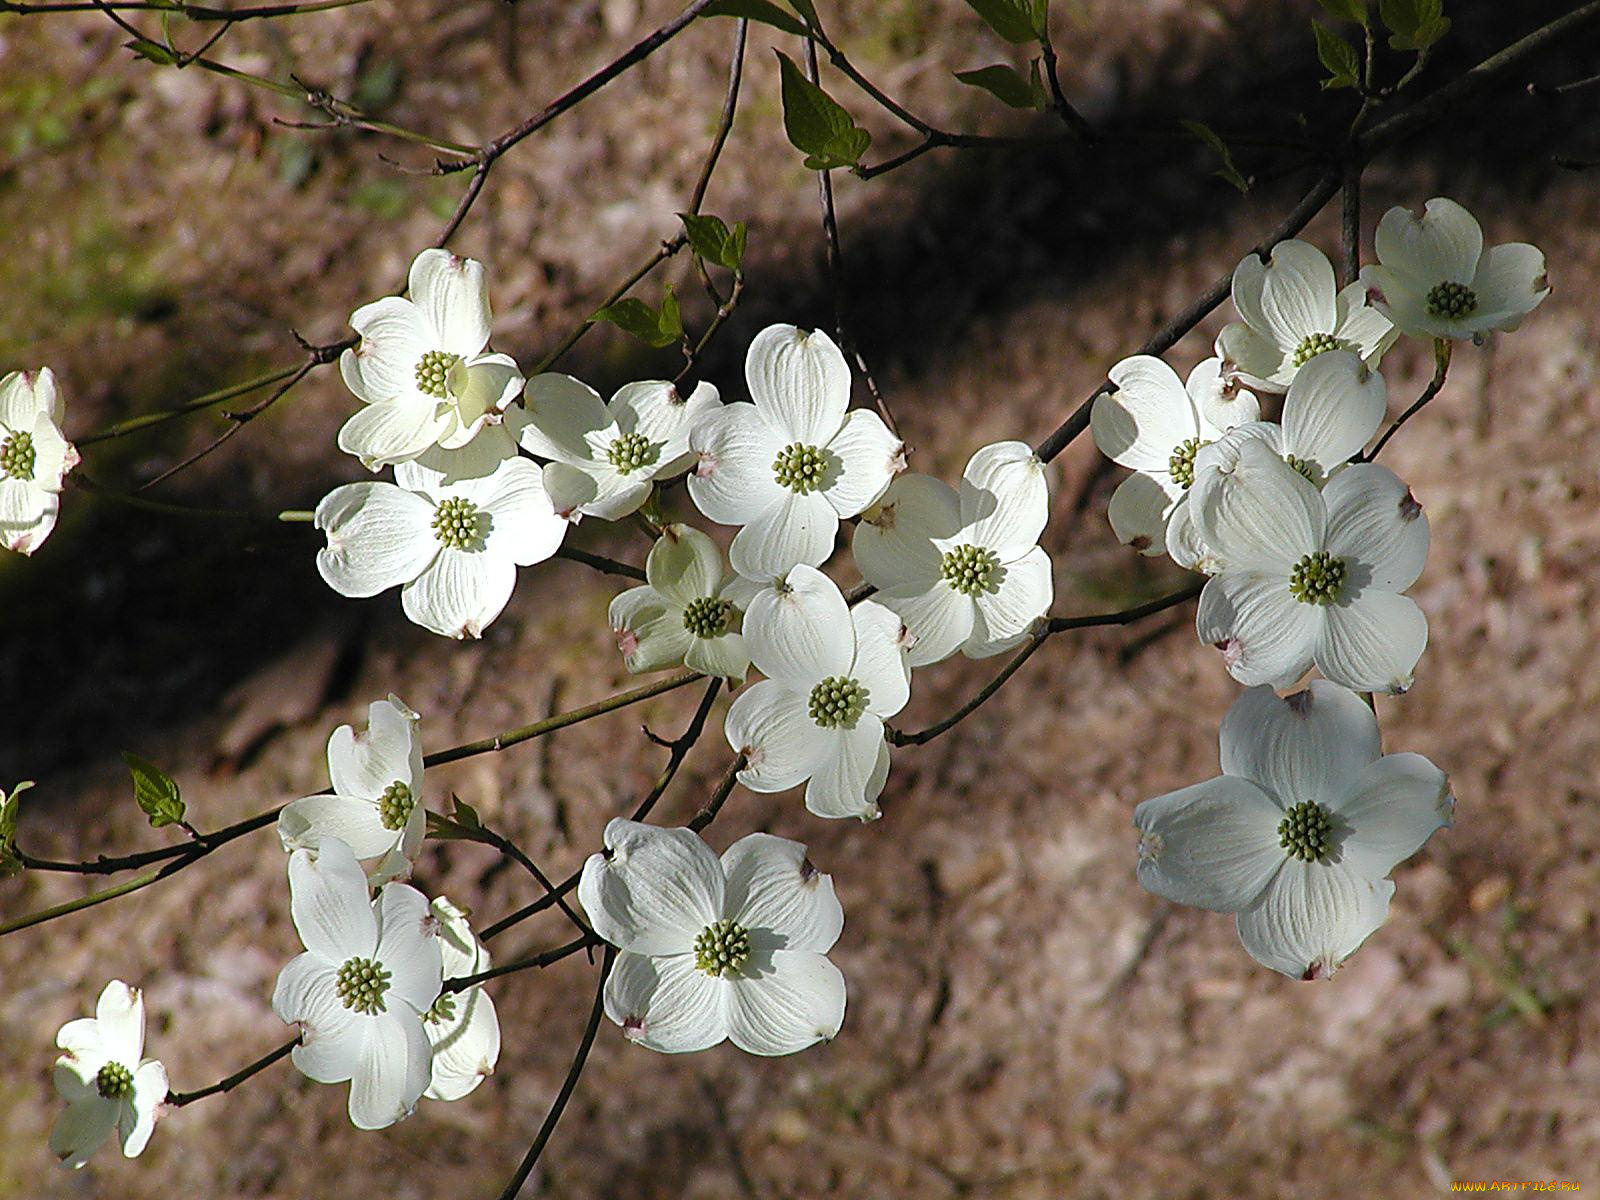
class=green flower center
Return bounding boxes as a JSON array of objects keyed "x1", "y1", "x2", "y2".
[
  {"x1": 378, "y1": 780, "x2": 415, "y2": 831},
  {"x1": 1, "y1": 431, "x2": 35, "y2": 481},
  {"x1": 414, "y1": 350, "x2": 462, "y2": 399},
  {"x1": 1291, "y1": 332, "x2": 1348, "y2": 366},
  {"x1": 1288, "y1": 550, "x2": 1348, "y2": 605},
  {"x1": 607, "y1": 431, "x2": 656, "y2": 475},
  {"x1": 1277, "y1": 800, "x2": 1335, "y2": 863},
  {"x1": 682, "y1": 595, "x2": 733, "y2": 639},
  {"x1": 940, "y1": 543, "x2": 999, "y2": 596},
  {"x1": 808, "y1": 675, "x2": 867, "y2": 729},
  {"x1": 1284, "y1": 453, "x2": 1319, "y2": 484},
  {"x1": 772, "y1": 442, "x2": 829, "y2": 494},
  {"x1": 95, "y1": 1061, "x2": 133, "y2": 1100},
  {"x1": 693, "y1": 918, "x2": 751, "y2": 978},
  {"x1": 1169, "y1": 437, "x2": 1208, "y2": 489},
  {"x1": 425, "y1": 993, "x2": 457, "y2": 1024},
  {"x1": 432, "y1": 496, "x2": 482, "y2": 550},
  {"x1": 335, "y1": 955, "x2": 391, "y2": 1015},
  {"x1": 1424, "y1": 281, "x2": 1477, "y2": 319}
]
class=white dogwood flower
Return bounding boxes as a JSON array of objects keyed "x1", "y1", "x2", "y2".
[
  {"x1": 1191, "y1": 440, "x2": 1429, "y2": 694},
  {"x1": 1360, "y1": 197, "x2": 1550, "y2": 342},
  {"x1": 272, "y1": 838, "x2": 442, "y2": 1130},
  {"x1": 724, "y1": 565, "x2": 910, "y2": 820},
  {"x1": 278, "y1": 696, "x2": 427, "y2": 886},
  {"x1": 50, "y1": 981, "x2": 168, "y2": 1169},
  {"x1": 609, "y1": 524, "x2": 750, "y2": 681},
  {"x1": 1090, "y1": 356, "x2": 1259, "y2": 559},
  {"x1": 688, "y1": 324, "x2": 904, "y2": 580},
  {"x1": 338, "y1": 249, "x2": 525, "y2": 471},
  {"x1": 1216, "y1": 239, "x2": 1396, "y2": 392},
  {"x1": 579, "y1": 820, "x2": 846, "y2": 1055},
  {"x1": 315, "y1": 454, "x2": 567, "y2": 639},
  {"x1": 1134, "y1": 682, "x2": 1452, "y2": 978},
  {"x1": 854, "y1": 441, "x2": 1053, "y2": 667},
  {"x1": 1, "y1": 368, "x2": 79, "y2": 556},
  {"x1": 423, "y1": 898, "x2": 500, "y2": 1102},
  {"x1": 519, "y1": 376, "x2": 722, "y2": 521}
]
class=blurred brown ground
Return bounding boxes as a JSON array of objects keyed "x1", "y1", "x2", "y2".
[{"x1": 2, "y1": 0, "x2": 1598, "y2": 1196}]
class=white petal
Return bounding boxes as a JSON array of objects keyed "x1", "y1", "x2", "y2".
[
  {"x1": 277, "y1": 794, "x2": 394, "y2": 860},
  {"x1": 1244, "y1": 239, "x2": 1338, "y2": 349},
  {"x1": 517, "y1": 373, "x2": 612, "y2": 464},
  {"x1": 55, "y1": 1017, "x2": 108, "y2": 1067},
  {"x1": 686, "y1": 403, "x2": 787, "y2": 526},
  {"x1": 1190, "y1": 439, "x2": 1323, "y2": 573},
  {"x1": 543, "y1": 459, "x2": 650, "y2": 522},
  {"x1": 1323, "y1": 463, "x2": 1430, "y2": 591},
  {"x1": 745, "y1": 323, "x2": 850, "y2": 445},
  {"x1": 1280, "y1": 350, "x2": 1387, "y2": 477},
  {"x1": 328, "y1": 696, "x2": 421, "y2": 801},
  {"x1": 848, "y1": 600, "x2": 911, "y2": 718},
  {"x1": 1359, "y1": 263, "x2": 1443, "y2": 341},
  {"x1": 1107, "y1": 471, "x2": 1182, "y2": 555},
  {"x1": 425, "y1": 985, "x2": 500, "y2": 1101},
  {"x1": 119, "y1": 1060, "x2": 167, "y2": 1158},
  {"x1": 1470, "y1": 242, "x2": 1550, "y2": 331},
  {"x1": 852, "y1": 473, "x2": 959, "y2": 592},
  {"x1": 1215, "y1": 321, "x2": 1292, "y2": 393},
  {"x1": 820, "y1": 409, "x2": 903, "y2": 517},
  {"x1": 647, "y1": 524, "x2": 725, "y2": 606},
  {"x1": 1094, "y1": 356, "x2": 1197, "y2": 470},
  {"x1": 968, "y1": 545, "x2": 1053, "y2": 657},
  {"x1": 882, "y1": 581, "x2": 973, "y2": 668},
  {"x1": 725, "y1": 681, "x2": 828, "y2": 793},
  {"x1": 374, "y1": 882, "x2": 443, "y2": 1013},
  {"x1": 92, "y1": 980, "x2": 146, "y2": 1064},
  {"x1": 1187, "y1": 356, "x2": 1262, "y2": 432},
  {"x1": 477, "y1": 457, "x2": 567, "y2": 565},
  {"x1": 726, "y1": 950, "x2": 846, "y2": 1055},
  {"x1": 1164, "y1": 493, "x2": 1213, "y2": 572},
  {"x1": 1132, "y1": 775, "x2": 1285, "y2": 911},
  {"x1": 743, "y1": 563, "x2": 853, "y2": 686},
  {"x1": 1374, "y1": 197, "x2": 1483, "y2": 286},
  {"x1": 578, "y1": 819, "x2": 725, "y2": 954},
  {"x1": 1219, "y1": 681, "x2": 1380, "y2": 808},
  {"x1": 288, "y1": 839, "x2": 377, "y2": 962},
  {"x1": 448, "y1": 353, "x2": 524, "y2": 433},
  {"x1": 958, "y1": 440, "x2": 1049, "y2": 559},
  {"x1": 684, "y1": 629, "x2": 750, "y2": 683},
  {"x1": 729, "y1": 491, "x2": 837, "y2": 580},
  {"x1": 408, "y1": 249, "x2": 491, "y2": 356},
  {"x1": 343, "y1": 297, "x2": 428, "y2": 401},
  {"x1": 1316, "y1": 591, "x2": 1428, "y2": 695},
  {"x1": 315, "y1": 483, "x2": 437, "y2": 597},
  {"x1": 0, "y1": 369, "x2": 44, "y2": 430},
  {"x1": 1332, "y1": 282, "x2": 1399, "y2": 365},
  {"x1": 721, "y1": 833, "x2": 844, "y2": 953},
  {"x1": 610, "y1": 586, "x2": 694, "y2": 674},
  {"x1": 1196, "y1": 570, "x2": 1319, "y2": 688},
  {"x1": 1333, "y1": 752, "x2": 1453, "y2": 879},
  {"x1": 804, "y1": 718, "x2": 890, "y2": 821},
  {"x1": 274, "y1": 953, "x2": 363, "y2": 1082},
  {"x1": 401, "y1": 550, "x2": 516, "y2": 639},
  {"x1": 348, "y1": 1010, "x2": 431, "y2": 1129},
  {"x1": 50, "y1": 1096, "x2": 118, "y2": 1168},
  {"x1": 1236, "y1": 859, "x2": 1393, "y2": 979},
  {"x1": 411, "y1": 425, "x2": 517, "y2": 485},
  {"x1": 613, "y1": 379, "x2": 721, "y2": 475},
  {"x1": 604, "y1": 952, "x2": 728, "y2": 1053}
]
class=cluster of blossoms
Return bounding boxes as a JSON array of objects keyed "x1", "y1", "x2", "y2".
[{"x1": 0, "y1": 368, "x2": 79, "y2": 556}]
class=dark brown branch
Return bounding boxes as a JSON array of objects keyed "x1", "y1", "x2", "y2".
[{"x1": 166, "y1": 1037, "x2": 298, "y2": 1107}]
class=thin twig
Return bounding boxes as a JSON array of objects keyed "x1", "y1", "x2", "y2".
[
  {"x1": 443, "y1": 933, "x2": 599, "y2": 993},
  {"x1": 166, "y1": 1037, "x2": 298, "y2": 1107},
  {"x1": 1364, "y1": 339, "x2": 1451, "y2": 461},
  {"x1": 689, "y1": 753, "x2": 746, "y2": 832}
]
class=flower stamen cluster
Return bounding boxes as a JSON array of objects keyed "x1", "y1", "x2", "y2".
[
  {"x1": 431, "y1": 497, "x2": 481, "y2": 550},
  {"x1": 1288, "y1": 550, "x2": 1348, "y2": 605},
  {"x1": 1, "y1": 431, "x2": 35, "y2": 480},
  {"x1": 772, "y1": 442, "x2": 829, "y2": 494},
  {"x1": 939, "y1": 544, "x2": 999, "y2": 596},
  {"x1": 413, "y1": 350, "x2": 461, "y2": 399},
  {"x1": 334, "y1": 956, "x2": 392, "y2": 1015},
  {"x1": 94, "y1": 1062, "x2": 133, "y2": 1101},
  {"x1": 1277, "y1": 800, "x2": 1335, "y2": 863},
  {"x1": 606, "y1": 431, "x2": 656, "y2": 475},
  {"x1": 377, "y1": 781, "x2": 415, "y2": 831},
  {"x1": 1291, "y1": 332, "x2": 1347, "y2": 366},
  {"x1": 1424, "y1": 281, "x2": 1477, "y2": 318},
  {"x1": 808, "y1": 676, "x2": 867, "y2": 729},
  {"x1": 692, "y1": 918, "x2": 751, "y2": 978},
  {"x1": 1168, "y1": 437, "x2": 1206, "y2": 489},
  {"x1": 681, "y1": 595, "x2": 733, "y2": 638}
]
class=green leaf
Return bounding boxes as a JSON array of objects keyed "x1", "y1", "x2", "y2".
[
  {"x1": 427, "y1": 794, "x2": 486, "y2": 842},
  {"x1": 125, "y1": 38, "x2": 180, "y2": 66},
  {"x1": 954, "y1": 63, "x2": 1044, "y2": 110},
  {"x1": 122, "y1": 753, "x2": 185, "y2": 829},
  {"x1": 785, "y1": 0, "x2": 819, "y2": 25},
  {"x1": 699, "y1": 0, "x2": 811, "y2": 38},
  {"x1": 964, "y1": 0, "x2": 1041, "y2": 43},
  {"x1": 679, "y1": 212, "x2": 748, "y2": 271},
  {"x1": 1313, "y1": 21, "x2": 1362, "y2": 90},
  {"x1": 1379, "y1": 0, "x2": 1448, "y2": 48},
  {"x1": 776, "y1": 52, "x2": 871, "y2": 171},
  {"x1": 1180, "y1": 119, "x2": 1250, "y2": 195},
  {"x1": 0, "y1": 781, "x2": 31, "y2": 878},
  {"x1": 1317, "y1": 0, "x2": 1369, "y2": 22},
  {"x1": 594, "y1": 285, "x2": 683, "y2": 349}
]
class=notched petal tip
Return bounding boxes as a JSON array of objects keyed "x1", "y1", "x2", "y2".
[
  {"x1": 1300, "y1": 954, "x2": 1340, "y2": 981},
  {"x1": 1129, "y1": 534, "x2": 1153, "y2": 552},
  {"x1": 1284, "y1": 688, "x2": 1313, "y2": 716},
  {"x1": 622, "y1": 1014, "x2": 648, "y2": 1042},
  {"x1": 1136, "y1": 830, "x2": 1163, "y2": 864},
  {"x1": 1398, "y1": 489, "x2": 1423, "y2": 522}
]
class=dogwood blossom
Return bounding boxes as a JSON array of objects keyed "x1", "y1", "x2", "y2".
[
  {"x1": 315, "y1": 454, "x2": 566, "y2": 638},
  {"x1": 1134, "y1": 682, "x2": 1452, "y2": 978},
  {"x1": 1089, "y1": 356, "x2": 1259, "y2": 559},
  {"x1": 688, "y1": 323, "x2": 903, "y2": 581},
  {"x1": 519, "y1": 376, "x2": 722, "y2": 520},
  {"x1": 0, "y1": 368, "x2": 79, "y2": 555},
  {"x1": 1216, "y1": 239, "x2": 1396, "y2": 391},
  {"x1": 50, "y1": 981, "x2": 168, "y2": 1168},
  {"x1": 278, "y1": 696, "x2": 426, "y2": 886},
  {"x1": 424, "y1": 898, "x2": 500, "y2": 1101},
  {"x1": 853, "y1": 441, "x2": 1053, "y2": 666},
  {"x1": 338, "y1": 249, "x2": 525, "y2": 471},
  {"x1": 1191, "y1": 441, "x2": 1429, "y2": 693},
  {"x1": 608, "y1": 524, "x2": 750, "y2": 681},
  {"x1": 579, "y1": 820, "x2": 846, "y2": 1054},
  {"x1": 724, "y1": 565, "x2": 910, "y2": 820},
  {"x1": 1360, "y1": 197, "x2": 1550, "y2": 342},
  {"x1": 272, "y1": 838, "x2": 442, "y2": 1130}
]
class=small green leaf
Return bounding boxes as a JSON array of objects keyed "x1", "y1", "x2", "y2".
[
  {"x1": 776, "y1": 52, "x2": 871, "y2": 170},
  {"x1": 1313, "y1": 21, "x2": 1362, "y2": 90},
  {"x1": 679, "y1": 212, "x2": 748, "y2": 271},
  {"x1": 122, "y1": 753, "x2": 185, "y2": 829},
  {"x1": 1379, "y1": 0, "x2": 1447, "y2": 48},
  {"x1": 451, "y1": 794, "x2": 482, "y2": 831},
  {"x1": 125, "y1": 38, "x2": 180, "y2": 66},
  {"x1": 1180, "y1": 119, "x2": 1250, "y2": 195},
  {"x1": 1317, "y1": 0, "x2": 1369, "y2": 23},
  {"x1": 964, "y1": 0, "x2": 1040, "y2": 43},
  {"x1": 699, "y1": 0, "x2": 811, "y2": 38},
  {"x1": 0, "y1": 781, "x2": 31, "y2": 878},
  {"x1": 954, "y1": 63, "x2": 1043, "y2": 110},
  {"x1": 594, "y1": 286, "x2": 683, "y2": 349}
]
